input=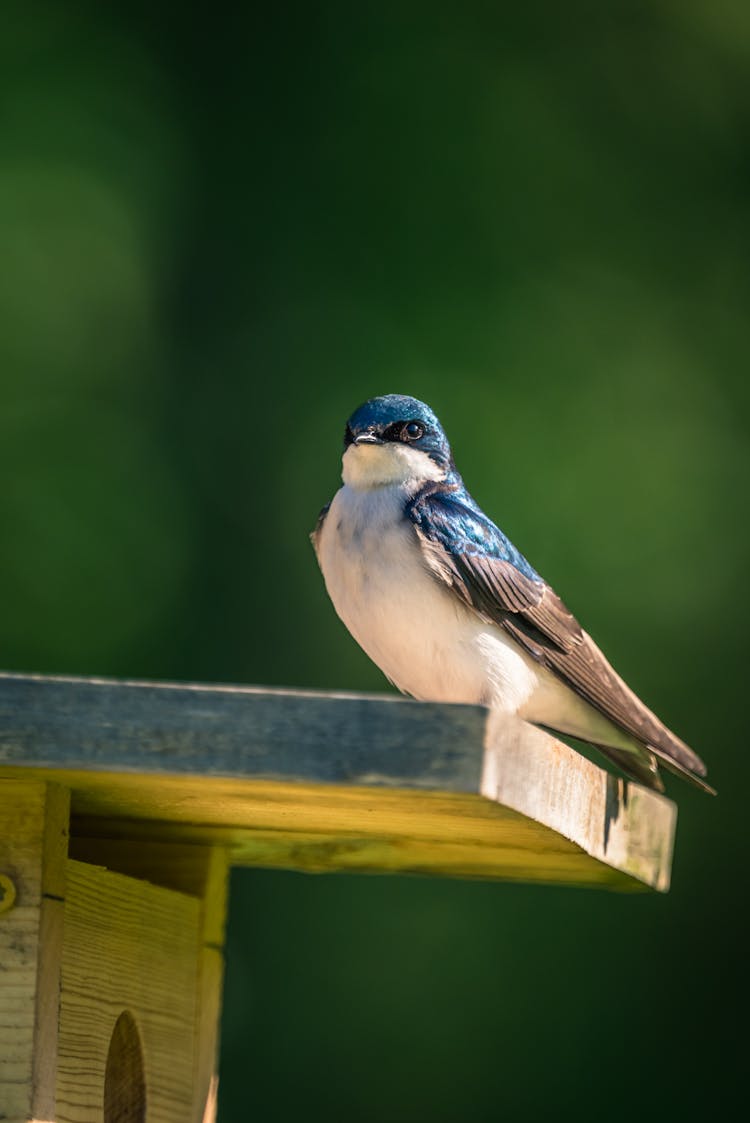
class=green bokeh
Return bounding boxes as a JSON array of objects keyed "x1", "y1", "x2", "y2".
[{"x1": 2, "y1": 3, "x2": 748, "y2": 1121}]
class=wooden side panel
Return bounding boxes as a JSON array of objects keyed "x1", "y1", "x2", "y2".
[
  {"x1": 0, "y1": 779, "x2": 69, "y2": 1123},
  {"x1": 194, "y1": 848, "x2": 229, "y2": 1123},
  {"x1": 57, "y1": 859, "x2": 201, "y2": 1123},
  {"x1": 482, "y1": 712, "x2": 678, "y2": 892}
]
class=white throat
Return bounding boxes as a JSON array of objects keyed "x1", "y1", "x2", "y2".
[{"x1": 341, "y1": 443, "x2": 446, "y2": 491}]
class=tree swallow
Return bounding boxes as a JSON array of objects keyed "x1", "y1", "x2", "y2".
[{"x1": 312, "y1": 394, "x2": 712, "y2": 793}]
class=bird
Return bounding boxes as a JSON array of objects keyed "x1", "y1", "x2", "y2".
[{"x1": 312, "y1": 393, "x2": 712, "y2": 794}]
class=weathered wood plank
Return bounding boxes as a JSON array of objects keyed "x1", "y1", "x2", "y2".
[
  {"x1": 0, "y1": 671, "x2": 486, "y2": 790},
  {"x1": 0, "y1": 671, "x2": 677, "y2": 891},
  {"x1": 0, "y1": 780, "x2": 69, "y2": 1123},
  {"x1": 481, "y1": 713, "x2": 676, "y2": 891}
]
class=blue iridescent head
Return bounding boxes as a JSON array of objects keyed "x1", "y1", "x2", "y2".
[{"x1": 343, "y1": 394, "x2": 453, "y2": 481}]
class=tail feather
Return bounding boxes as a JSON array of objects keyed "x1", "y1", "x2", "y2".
[
  {"x1": 593, "y1": 741, "x2": 716, "y2": 795},
  {"x1": 648, "y1": 744, "x2": 717, "y2": 795},
  {"x1": 593, "y1": 743, "x2": 665, "y2": 792}
]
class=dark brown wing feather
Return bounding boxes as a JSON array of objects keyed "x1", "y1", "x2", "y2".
[{"x1": 417, "y1": 532, "x2": 710, "y2": 789}]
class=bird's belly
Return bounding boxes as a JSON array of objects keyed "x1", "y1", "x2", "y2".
[{"x1": 317, "y1": 489, "x2": 540, "y2": 709}]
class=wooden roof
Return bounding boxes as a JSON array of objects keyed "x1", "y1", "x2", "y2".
[{"x1": 0, "y1": 672, "x2": 676, "y2": 891}]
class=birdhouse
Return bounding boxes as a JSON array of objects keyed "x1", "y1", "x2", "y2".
[{"x1": 0, "y1": 671, "x2": 676, "y2": 1122}]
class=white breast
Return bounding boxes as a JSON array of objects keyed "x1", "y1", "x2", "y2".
[{"x1": 316, "y1": 482, "x2": 542, "y2": 709}]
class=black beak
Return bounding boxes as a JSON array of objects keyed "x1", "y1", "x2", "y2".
[{"x1": 353, "y1": 432, "x2": 383, "y2": 445}]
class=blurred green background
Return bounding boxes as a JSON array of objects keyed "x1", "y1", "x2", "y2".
[{"x1": 2, "y1": 1, "x2": 748, "y2": 1120}]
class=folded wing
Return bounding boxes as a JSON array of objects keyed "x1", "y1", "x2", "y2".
[{"x1": 408, "y1": 483, "x2": 711, "y2": 792}]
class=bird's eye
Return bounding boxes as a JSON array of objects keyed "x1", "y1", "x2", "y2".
[{"x1": 402, "y1": 421, "x2": 424, "y2": 441}]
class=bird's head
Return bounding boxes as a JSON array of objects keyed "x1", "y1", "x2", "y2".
[{"x1": 341, "y1": 394, "x2": 453, "y2": 490}]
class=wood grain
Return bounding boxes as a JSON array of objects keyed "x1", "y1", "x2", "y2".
[
  {"x1": 63, "y1": 839, "x2": 229, "y2": 1123},
  {"x1": 57, "y1": 859, "x2": 201, "y2": 1123},
  {"x1": 0, "y1": 779, "x2": 69, "y2": 1123},
  {"x1": 0, "y1": 671, "x2": 677, "y2": 891}
]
